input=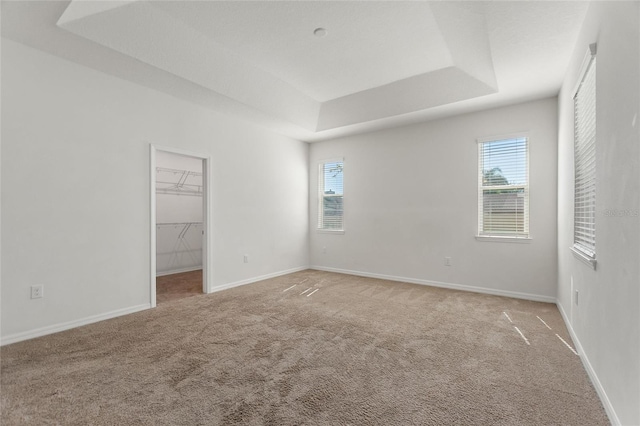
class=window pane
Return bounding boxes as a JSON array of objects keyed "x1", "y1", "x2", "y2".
[
  {"x1": 322, "y1": 195, "x2": 343, "y2": 229},
  {"x1": 323, "y1": 162, "x2": 343, "y2": 195},
  {"x1": 481, "y1": 138, "x2": 528, "y2": 186},
  {"x1": 478, "y1": 137, "x2": 529, "y2": 237},
  {"x1": 483, "y1": 189, "x2": 526, "y2": 234},
  {"x1": 319, "y1": 160, "x2": 344, "y2": 230}
]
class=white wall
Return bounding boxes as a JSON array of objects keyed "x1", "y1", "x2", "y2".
[
  {"x1": 557, "y1": 2, "x2": 639, "y2": 425},
  {"x1": 0, "y1": 39, "x2": 309, "y2": 343},
  {"x1": 310, "y1": 97, "x2": 558, "y2": 301},
  {"x1": 155, "y1": 151, "x2": 203, "y2": 275}
]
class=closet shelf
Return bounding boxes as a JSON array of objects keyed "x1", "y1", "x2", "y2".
[{"x1": 156, "y1": 167, "x2": 203, "y2": 196}]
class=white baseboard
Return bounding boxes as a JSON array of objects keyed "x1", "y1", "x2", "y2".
[
  {"x1": 208, "y1": 266, "x2": 309, "y2": 294},
  {"x1": 156, "y1": 266, "x2": 203, "y2": 277},
  {"x1": 0, "y1": 303, "x2": 151, "y2": 347},
  {"x1": 556, "y1": 302, "x2": 620, "y2": 426},
  {"x1": 1, "y1": 266, "x2": 308, "y2": 346},
  {"x1": 310, "y1": 265, "x2": 556, "y2": 303}
]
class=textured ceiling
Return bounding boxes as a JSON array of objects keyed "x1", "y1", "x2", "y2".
[{"x1": 1, "y1": 1, "x2": 589, "y2": 142}]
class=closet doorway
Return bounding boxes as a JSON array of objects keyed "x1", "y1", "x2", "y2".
[{"x1": 150, "y1": 145, "x2": 211, "y2": 307}]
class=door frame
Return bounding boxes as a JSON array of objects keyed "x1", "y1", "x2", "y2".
[{"x1": 149, "y1": 144, "x2": 213, "y2": 307}]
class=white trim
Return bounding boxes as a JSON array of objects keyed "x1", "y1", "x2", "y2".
[
  {"x1": 150, "y1": 144, "x2": 213, "y2": 308},
  {"x1": 317, "y1": 157, "x2": 345, "y2": 233},
  {"x1": 310, "y1": 265, "x2": 555, "y2": 303},
  {"x1": 556, "y1": 302, "x2": 620, "y2": 426},
  {"x1": 317, "y1": 157, "x2": 345, "y2": 166},
  {"x1": 572, "y1": 43, "x2": 597, "y2": 99},
  {"x1": 0, "y1": 304, "x2": 150, "y2": 346},
  {"x1": 150, "y1": 146, "x2": 157, "y2": 307},
  {"x1": 571, "y1": 245, "x2": 597, "y2": 270},
  {"x1": 1, "y1": 266, "x2": 306, "y2": 346},
  {"x1": 477, "y1": 133, "x2": 530, "y2": 239},
  {"x1": 202, "y1": 151, "x2": 214, "y2": 295},
  {"x1": 150, "y1": 145, "x2": 211, "y2": 160},
  {"x1": 476, "y1": 132, "x2": 530, "y2": 145},
  {"x1": 208, "y1": 266, "x2": 309, "y2": 294},
  {"x1": 477, "y1": 184, "x2": 527, "y2": 191},
  {"x1": 156, "y1": 267, "x2": 203, "y2": 277},
  {"x1": 475, "y1": 236, "x2": 532, "y2": 243}
]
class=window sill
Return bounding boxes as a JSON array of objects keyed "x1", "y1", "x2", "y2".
[
  {"x1": 475, "y1": 235, "x2": 532, "y2": 243},
  {"x1": 571, "y1": 246, "x2": 597, "y2": 270},
  {"x1": 317, "y1": 229, "x2": 345, "y2": 235}
]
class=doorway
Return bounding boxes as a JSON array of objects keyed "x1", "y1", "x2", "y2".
[{"x1": 150, "y1": 145, "x2": 211, "y2": 307}]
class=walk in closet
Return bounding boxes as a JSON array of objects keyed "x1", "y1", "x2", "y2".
[{"x1": 155, "y1": 151, "x2": 203, "y2": 277}]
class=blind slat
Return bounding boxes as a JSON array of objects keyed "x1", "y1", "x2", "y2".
[{"x1": 573, "y1": 55, "x2": 596, "y2": 256}]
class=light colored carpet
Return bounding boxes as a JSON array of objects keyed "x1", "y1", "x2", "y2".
[{"x1": 1, "y1": 270, "x2": 608, "y2": 425}]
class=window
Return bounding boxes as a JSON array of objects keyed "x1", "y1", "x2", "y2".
[
  {"x1": 318, "y1": 159, "x2": 344, "y2": 231},
  {"x1": 478, "y1": 136, "x2": 529, "y2": 239},
  {"x1": 572, "y1": 44, "x2": 597, "y2": 266}
]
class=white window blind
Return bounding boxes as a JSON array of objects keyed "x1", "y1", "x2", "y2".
[
  {"x1": 478, "y1": 136, "x2": 529, "y2": 237},
  {"x1": 318, "y1": 160, "x2": 344, "y2": 231},
  {"x1": 573, "y1": 50, "x2": 596, "y2": 260}
]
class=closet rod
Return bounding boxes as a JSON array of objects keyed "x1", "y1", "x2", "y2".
[{"x1": 156, "y1": 167, "x2": 203, "y2": 177}]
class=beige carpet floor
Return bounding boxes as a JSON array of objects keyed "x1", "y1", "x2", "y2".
[
  {"x1": 1, "y1": 270, "x2": 608, "y2": 425},
  {"x1": 156, "y1": 270, "x2": 203, "y2": 304}
]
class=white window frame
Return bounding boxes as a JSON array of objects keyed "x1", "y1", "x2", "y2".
[
  {"x1": 476, "y1": 134, "x2": 531, "y2": 242},
  {"x1": 571, "y1": 44, "x2": 597, "y2": 269},
  {"x1": 317, "y1": 158, "x2": 345, "y2": 234}
]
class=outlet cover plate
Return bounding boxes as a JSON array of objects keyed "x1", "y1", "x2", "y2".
[{"x1": 30, "y1": 285, "x2": 43, "y2": 299}]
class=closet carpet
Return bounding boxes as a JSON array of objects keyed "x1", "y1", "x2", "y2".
[
  {"x1": 156, "y1": 270, "x2": 203, "y2": 304},
  {"x1": 1, "y1": 270, "x2": 608, "y2": 425}
]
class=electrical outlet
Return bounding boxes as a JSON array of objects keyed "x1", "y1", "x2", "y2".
[
  {"x1": 444, "y1": 257, "x2": 452, "y2": 266},
  {"x1": 322, "y1": 246, "x2": 326, "y2": 254},
  {"x1": 31, "y1": 285, "x2": 43, "y2": 299},
  {"x1": 243, "y1": 255, "x2": 249, "y2": 263}
]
